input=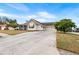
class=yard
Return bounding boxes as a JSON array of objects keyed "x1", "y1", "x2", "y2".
[
  {"x1": 0, "y1": 30, "x2": 27, "y2": 35},
  {"x1": 0, "y1": 30, "x2": 41, "y2": 35},
  {"x1": 57, "y1": 32, "x2": 79, "y2": 54}
]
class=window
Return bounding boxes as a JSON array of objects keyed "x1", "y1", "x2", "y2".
[{"x1": 29, "y1": 24, "x2": 34, "y2": 28}]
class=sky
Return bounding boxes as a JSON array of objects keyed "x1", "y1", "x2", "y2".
[{"x1": 0, "y1": 3, "x2": 79, "y2": 26}]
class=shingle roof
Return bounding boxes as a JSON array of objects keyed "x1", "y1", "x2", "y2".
[
  {"x1": 41, "y1": 22, "x2": 54, "y2": 26},
  {"x1": 27, "y1": 19, "x2": 41, "y2": 25},
  {"x1": 19, "y1": 19, "x2": 54, "y2": 26}
]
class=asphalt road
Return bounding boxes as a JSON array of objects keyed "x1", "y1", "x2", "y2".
[{"x1": 0, "y1": 30, "x2": 59, "y2": 55}]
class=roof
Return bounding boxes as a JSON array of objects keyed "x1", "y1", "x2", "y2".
[
  {"x1": 0, "y1": 23, "x2": 6, "y2": 25},
  {"x1": 0, "y1": 24, "x2": 6, "y2": 26},
  {"x1": 41, "y1": 22, "x2": 54, "y2": 26},
  {"x1": 27, "y1": 19, "x2": 42, "y2": 25},
  {"x1": 19, "y1": 23, "x2": 27, "y2": 26},
  {"x1": 19, "y1": 19, "x2": 54, "y2": 26}
]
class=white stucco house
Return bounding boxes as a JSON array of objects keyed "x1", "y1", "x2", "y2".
[
  {"x1": 8, "y1": 27, "x2": 15, "y2": 30},
  {"x1": 0, "y1": 24, "x2": 15, "y2": 30},
  {"x1": 0, "y1": 24, "x2": 6, "y2": 30},
  {"x1": 19, "y1": 19, "x2": 55, "y2": 31}
]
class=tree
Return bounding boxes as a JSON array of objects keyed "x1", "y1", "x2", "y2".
[
  {"x1": 0, "y1": 16, "x2": 10, "y2": 24},
  {"x1": 7, "y1": 19, "x2": 18, "y2": 28},
  {"x1": 54, "y1": 19, "x2": 76, "y2": 33},
  {"x1": 0, "y1": 16, "x2": 18, "y2": 28}
]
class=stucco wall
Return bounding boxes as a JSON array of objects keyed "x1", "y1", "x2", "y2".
[
  {"x1": 8, "y1": 27, "x2": 15, "y2": 30},
  {"x1": 36, "y1": 25, "x2": 43, "y2": 30},
  {"x1": 1, "y1": 26, "x2": 6, "y2": 30},
  {"x1": 27, "y1": 21, "x2": 43, "y2": 30}
]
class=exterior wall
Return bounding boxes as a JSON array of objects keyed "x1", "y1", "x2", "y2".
[
  {"x1": 45, "y1": 26, "x2": 54, "y2": 30},
  {"x1": 27, "y1": 21, "x2": 37, "y2": 30},
  {"x1": 8, "y1": 27, "x2": 15, "y2": 30},
  {"x1": 0, "y1": 26, "x2": 6, "y2": 30},
  {"x1": 19, "y1": 25, "x2": 24, "y2": 30},
  {"x1": 43, "y1": 25, "x2": 55, "y2": 31},
  {"x1": 0, "y1": 26, "x2": 15, "y2": 30},
  {"x1": 27, "y1": 21, "x2": 44, "y2": 30},
  {"x1": 36, "y1": 25, "x2": 43, "y2": 30},
  {"x1": 19, "y1": 20, "x2": 55, "y2": 31},
  {"x1": 19, "y1": 25, "x2": 27, "y2": 30}
]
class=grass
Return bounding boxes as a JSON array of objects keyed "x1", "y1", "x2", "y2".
[
  {"x1": 0, "y1": 30, "x2": 28, "y2": 35},
  {"x1": 57, "y1": 32, "x2": 79, "y2": 54},
  {"x1": 0, "y1": 30, "x2": 41, "y2": 35}
]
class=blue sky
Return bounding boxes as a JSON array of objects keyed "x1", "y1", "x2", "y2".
[{"x1": 0, "y1": 3, "x2": 79, "y2": 26}]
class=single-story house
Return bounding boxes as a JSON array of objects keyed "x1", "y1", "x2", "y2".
[
  {"x1": 19, "y1": 19, "x2": 55, "y2": 31},
  {"x1": 72, "y1": 28, "x2": 79, "y2": 32},
  {"x1": 0, "y1": 24, "x2": 15, "y2": 30},
  {"x1": 8, "y1": 26, "x2": 15, "y2": 30},
  {"x1": 0, "y1": 24, "x2": 7, "y2": 30}
]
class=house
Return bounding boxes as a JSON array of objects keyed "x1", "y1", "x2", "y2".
[
  {"x1": 19, "y1": 19, "x2": 55, "y2": 31},
  {"x1": 0, "y1": 24, "x2": 15, "y2": 30},
  {"x1": 72, "y1": 28, "x2": 79, "y2": 32},
  {"x1": 0, "y1": 24, "x2": 7, "y2": 30},
  {"x1": 8, "y1": 26, "x2": 15, "y2": 30}
]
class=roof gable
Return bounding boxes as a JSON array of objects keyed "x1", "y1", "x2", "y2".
[
  {"x1": 20, "y1": 19, "x2": 54, "y2": 26},
  {"x1": 27, "y1": 19, "x2": 42, "y2": 25}
]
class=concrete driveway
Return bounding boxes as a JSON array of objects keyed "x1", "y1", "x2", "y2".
[{"x1": 0, "y1": 30, "x2": 59, "y2": 55}]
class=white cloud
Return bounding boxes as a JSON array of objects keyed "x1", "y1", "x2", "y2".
[
  {"x1": 57, "y1": 7, "x2": 79, "y2": 27},
  {"x1": 36, "y1": 18, "x2": 48, "y2": 22},
  {"x1": 25, "y1": 11, "x2": 56, "y2": 22},
  {"x1": 0, "y1": 9, "x2": 4, "y2": 12},
  {"x1": 6, "y1": 4, "x2": 29, "y2": 12},
  {"x1": 26, "y1": 15, "x2": 37, "y2": 19},
  {"x1": 0, "y1": 13, "x2": 22, "y2": 18},
  {"x1": 0, "y1": 11, "x2": 56, "y2": 23},
  {"x1": 0, "y1": 12, "x2": 27, "y2": 24},
  {"x1": 37, "y1": 11, "x2": 56, "y2": 19}
]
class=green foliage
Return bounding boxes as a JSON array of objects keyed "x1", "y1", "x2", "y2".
[
  {"x1": 7, "y1": 19, "x2": 18, "y2": 28},
  {"x1": 0, "y1": 16, "x2": 18, "y2": 28},
  {"x1": 54, "y1": 19, "x2": 76, "y2": 33}
]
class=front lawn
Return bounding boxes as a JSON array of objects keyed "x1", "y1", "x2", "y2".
[
  {"x1": 0, "y1": 30, "x2": 27, "y2": 35},
  {"x1": 57, "y1": 32, "x2": 79, "y2": 54}
]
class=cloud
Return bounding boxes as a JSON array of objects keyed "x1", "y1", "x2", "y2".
[
  {"x1": 37, "y1": 11, "x2": 56, "y2": 19},
  {"x1": 0, "y1": 9, "x2": 4, "y2": 12},
  {"x1": 0, "y1": 13, "x2": 22, "y2": 18},
  {"x1": 56, "y1": 7, "x2": 79, "y2": 27},
  {"x1": 26, "y1": 11, "x2": 56, "y2": 22},
  {"x1": 36, "y1": 18, "x2": 48, "y2": 22},
  {"x1": 6, "y1": 3, "x2": 29, "y2": 12},
  {"x1": 0, "y1": 11, "x2": 56, "y2": 23},
  {"x1": 0, "y1": 12, "x2": 27, "y2": 24},
  {"x1": 27, "y1": 15, "x2": 37, "y2": 19}
]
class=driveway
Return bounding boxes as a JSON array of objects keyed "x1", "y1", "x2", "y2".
[
  {"x1": 69, "y1": 32, "x2": 79, "y2": 35},
  {"x1": 0, "y1": 30, "x2": 59, "y2": 55}
]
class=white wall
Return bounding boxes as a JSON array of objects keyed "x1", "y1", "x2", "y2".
[
  {"x1": 36, "y1": 25, "x2": 43, "y2": 30},
  {"x1": 8, "y1": 27, "x2": 15, "y2": 30},
  {"x1": 0, "y1": 26, "x2": 14, "y2": 30},
  {"x1": 27, "y1": 22, "x2": 37, "y2": 30},
  {"x1": 1, "y1": 26, "x2": 6, "y2": 30},
  {"x1": 27, "y1": 21, "x2": 43, "y2": 30}
]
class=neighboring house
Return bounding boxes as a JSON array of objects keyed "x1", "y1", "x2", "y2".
[
  {"x1": 0, "y1": 24, "x2": 15, "y2": 30},
  {"x1": 0, "y1": 24, "x2": 6, "y2": 30},
  {"x1": 8, "y1": 26, "x2": 15, "y2": 30},
  {"x1": 19, "y1": 19, "x2": 55, "y2": 31},
  {"x1": 72, "y1": 28, "x2": 79, "y2": 32}
]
